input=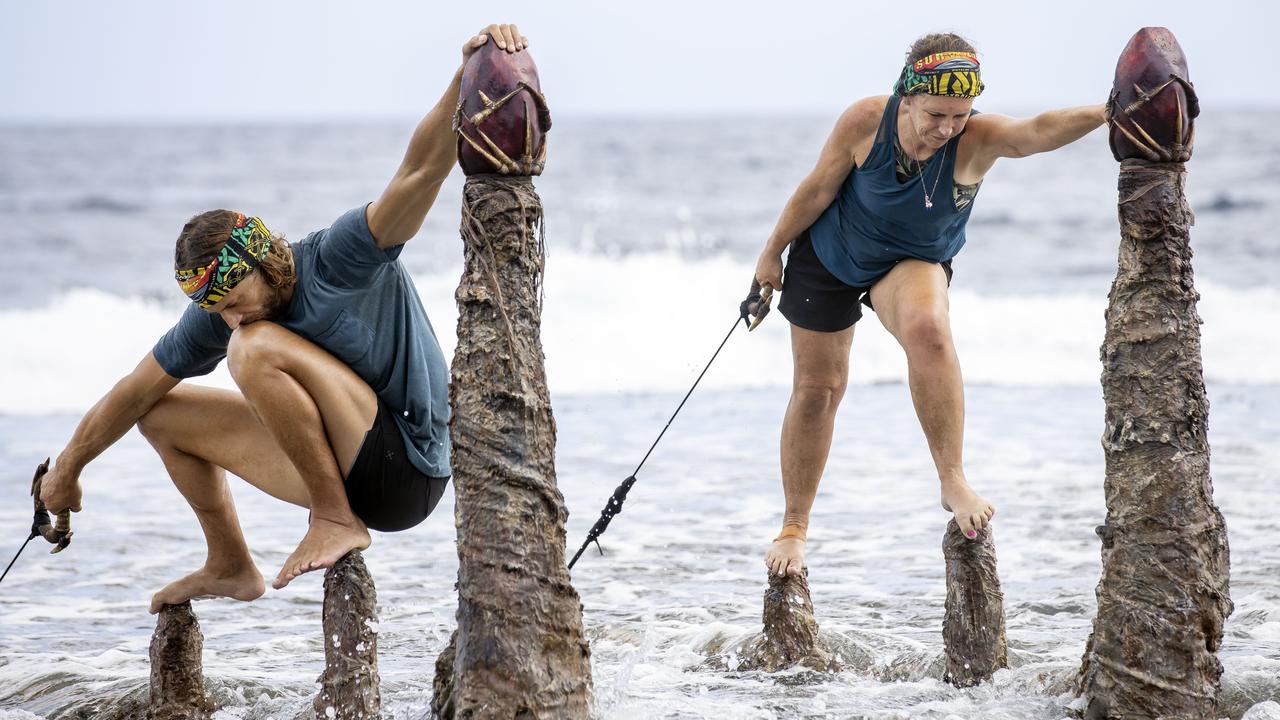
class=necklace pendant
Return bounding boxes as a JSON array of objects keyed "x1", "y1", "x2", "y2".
[{"x1": 925, "y1": 198, "x2": 933, "y2": 209}]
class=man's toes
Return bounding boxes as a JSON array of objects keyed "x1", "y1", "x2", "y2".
[{"x1": 149, "y1": 596, "x2": 162, "y2": 614}]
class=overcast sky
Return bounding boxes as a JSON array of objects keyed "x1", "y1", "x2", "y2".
[{"x1": 2, "y1": 0, "x2": 1275, "y2": 123}]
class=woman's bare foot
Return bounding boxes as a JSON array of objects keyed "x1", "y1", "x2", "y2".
[
  {"x1": 273, "y1": 517, "x2": 371, "y2": 589},
  {"x1": 941, "y1": 480, "x2": 996, "y2": 539},
  {"x1": 150, "y1": 563, "x2": 265, "y2": 614},
  {"x1": 764, "y1": 537, "x2": 807, "y2": 577}
]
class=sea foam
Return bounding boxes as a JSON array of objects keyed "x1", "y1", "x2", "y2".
[{"x1": 1, "y1": 251, "x2": 1275, "y2": 415}]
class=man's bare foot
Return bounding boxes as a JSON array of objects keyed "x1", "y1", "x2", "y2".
[
  {"x1": 273, "y1": 517, "x2": 371, "y2": 589},
  {"x1": 941, "y1": 481, "x2": 996, "y2": 540},
  {"x1": 764, "y1": 537, "x2": 807, "y2": 577},
  {"x1": 149, "y1": 563, "x2": 265, "y2": 614}
]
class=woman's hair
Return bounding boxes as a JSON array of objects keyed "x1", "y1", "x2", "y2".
[
  {"x1": 904, "y1": 32, "x2": 978, "y2": 64},
  {"x1": 174, "y1": 209, "x2": 294, "y2": 290}
]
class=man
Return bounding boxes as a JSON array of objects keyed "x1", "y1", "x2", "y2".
[
  {"x1": 39, "y1": 23, "x2": 531, "y2": 613},
  {"x1": 753, "y1": 34, "x2": 1106, "y2": 576}
]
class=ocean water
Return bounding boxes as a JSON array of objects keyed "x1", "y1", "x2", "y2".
[{"x1": 0, "y1": 113, "x2": 1277, "y2": 719}]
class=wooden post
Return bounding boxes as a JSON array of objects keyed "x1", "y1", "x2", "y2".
[
  {"x1": 430, "y1": 175, "x2": 593, "y2": 718},
  {"x1": 1078, "y1": 156, "x2": 1233, "y2": 719},
  {"x1": 1075, "y1": 29, "x2": 1233, "y2": 717},
  {"x1": 942, "y1": 520, "x2": 1007, "y2": 686},
  {"x1": 1078, "y1": 28, "x2": 1232, "y2": 719},
  {"x1": 738, "y1": 569, "x2": 841, "y2": 672},
  {"x1": 432, "y1": 43, "x2": 589, "y2": 717},
  {"x1": 148, "y1": 601, "x2": 213, "y2": 720},
  {"x1": 314, "y1": 550, "x2": 380, "y2": 720}
]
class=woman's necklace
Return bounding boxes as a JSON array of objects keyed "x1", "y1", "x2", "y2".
[{"x1": 905, "y1": 121, "x2": 947, "y2": 210}]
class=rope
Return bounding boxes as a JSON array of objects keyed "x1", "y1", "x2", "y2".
[
  {"x1": 0, "y1": 534, "x2": 37, "y2": 586},
  {"x1": 567, "y1": 311, "x2": 748, "y2": 570}
]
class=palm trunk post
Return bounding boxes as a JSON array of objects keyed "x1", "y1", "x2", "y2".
[
  {"x1": 1078, "y1": 27, "x2": 1232, "y2": 719},
  {"x1": 148, "y1": 602, "x2": 214, "y2": 720},
  {"x1": 737, "y1": 569, "x2": 842, "y2": 673},
  {"x1": 314, "y1": 551, "x2": 380, "y2": 720},
  {"x1": 942, "y1": 520, "x2": 1007, "y2": 686},
  {"x1": 431, "y1": 42, "x2": 594, "y2": 718}
]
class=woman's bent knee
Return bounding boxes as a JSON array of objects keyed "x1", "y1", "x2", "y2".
[{"x1": 898, "y1": 313, "x2": 952, "y2": 357}]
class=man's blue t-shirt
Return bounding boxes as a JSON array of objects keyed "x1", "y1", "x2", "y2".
[{"x1": 152, "y1": 205, "x2": 451, "y2": 478}]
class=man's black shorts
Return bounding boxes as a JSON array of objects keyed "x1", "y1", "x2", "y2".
[
  {"x1": 345, "y1": 400, "x2": 449, "y2": 533},
  {"x1": 777, "y1": 229, "x2": 953, "y2": 333}
]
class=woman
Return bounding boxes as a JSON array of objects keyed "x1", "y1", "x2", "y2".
[{"x1": 756, "y1": 33, "x2": 1106, "y2": 577}]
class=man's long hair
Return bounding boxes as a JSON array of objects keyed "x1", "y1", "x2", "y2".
[{"x1": 174, "y1": 210, "x2": 294, "y2": 290}]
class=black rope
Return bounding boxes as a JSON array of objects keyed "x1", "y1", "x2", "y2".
[
  {"x1": 568, "y1": 309, "x2": 749, "y2": 570},
  {"x1": 0, "y1": 533, "x2": 37, "y2": 587}
]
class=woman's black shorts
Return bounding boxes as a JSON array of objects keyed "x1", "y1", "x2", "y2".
[
  {"x1": 344, "y1": 400, "x2": 449, "y2": 533},
  {"x1": 776, "y1": 229, "x2": 953, "y2": 333}
]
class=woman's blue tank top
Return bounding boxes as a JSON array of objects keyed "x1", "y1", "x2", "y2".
[{"x1": 808, "y1": 94, "x2": 978, "y2": 287}]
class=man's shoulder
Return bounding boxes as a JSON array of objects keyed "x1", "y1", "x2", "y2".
[
  {"x1": 301, "y1": 204, "x2": 401, "y2": 288},
  {"x1": 313, "y1": 206, "x2": 384, "y2": 252}
]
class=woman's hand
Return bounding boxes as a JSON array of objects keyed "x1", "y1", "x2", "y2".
[
  {"x1": 755, "y1": 250, "x2": 784, "y2": 292},
  {"x1": 463, "y1": 23, "x2": 529, "y2": 62}
]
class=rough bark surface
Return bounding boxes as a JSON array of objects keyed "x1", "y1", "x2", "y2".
[
  {"x1": 148, "y1": 601, "x2": 213, "y2": 720},
  {"x1": 431, "y1": 175, "x2": 593, "y2": 719},
  {"x1": 738, "y1": 569, "x2": 841, "y2": 672},
  {"x1": 1078, "y1": 160, "x2": 1232, "y2": 719},
  {"x1": 432, "y1": 632, "x2": 457, "y2": 719},
  {"x1": 942, "y1": 519, "x2": 1007, "y2": 687},
  {"x1": 314, "y1": 550, "x2": 380, "y2": 720}
]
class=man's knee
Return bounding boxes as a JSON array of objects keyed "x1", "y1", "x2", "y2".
[
  {"x1": 137, "y1": 404, "x2": 166, "y2": 445},
  {"x1": 226, "y1": 322, "x2": 287, "y2": 380},
  {"x1": 137, "y1": 388, "x2": 189, "y2": 447}
]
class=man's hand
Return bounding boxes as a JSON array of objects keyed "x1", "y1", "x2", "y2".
[
  {"x1": 370, "y1": 24, "x2": 533, "y2": 248},
  {"x1": 39, "y1": 460, "x2": 83, "y2": 514},
  {"x1": 462, "y1": 23, "x2": 529, "y2": 62}
]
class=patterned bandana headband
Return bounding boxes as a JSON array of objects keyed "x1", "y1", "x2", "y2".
[
  {"x1": 893, "y1": 51, "x2": 985, "y2": 98},
  {"x1": 175, "y1": 213, "x2": 273, "y2": 309}
]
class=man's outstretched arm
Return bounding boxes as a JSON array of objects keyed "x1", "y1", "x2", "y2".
[
  {"x1": 367, "y1": 23, "x2": 529, "y2": 250},
  {"x1": 40, "y1": 353, "x2": 180, "y2": 513}
]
